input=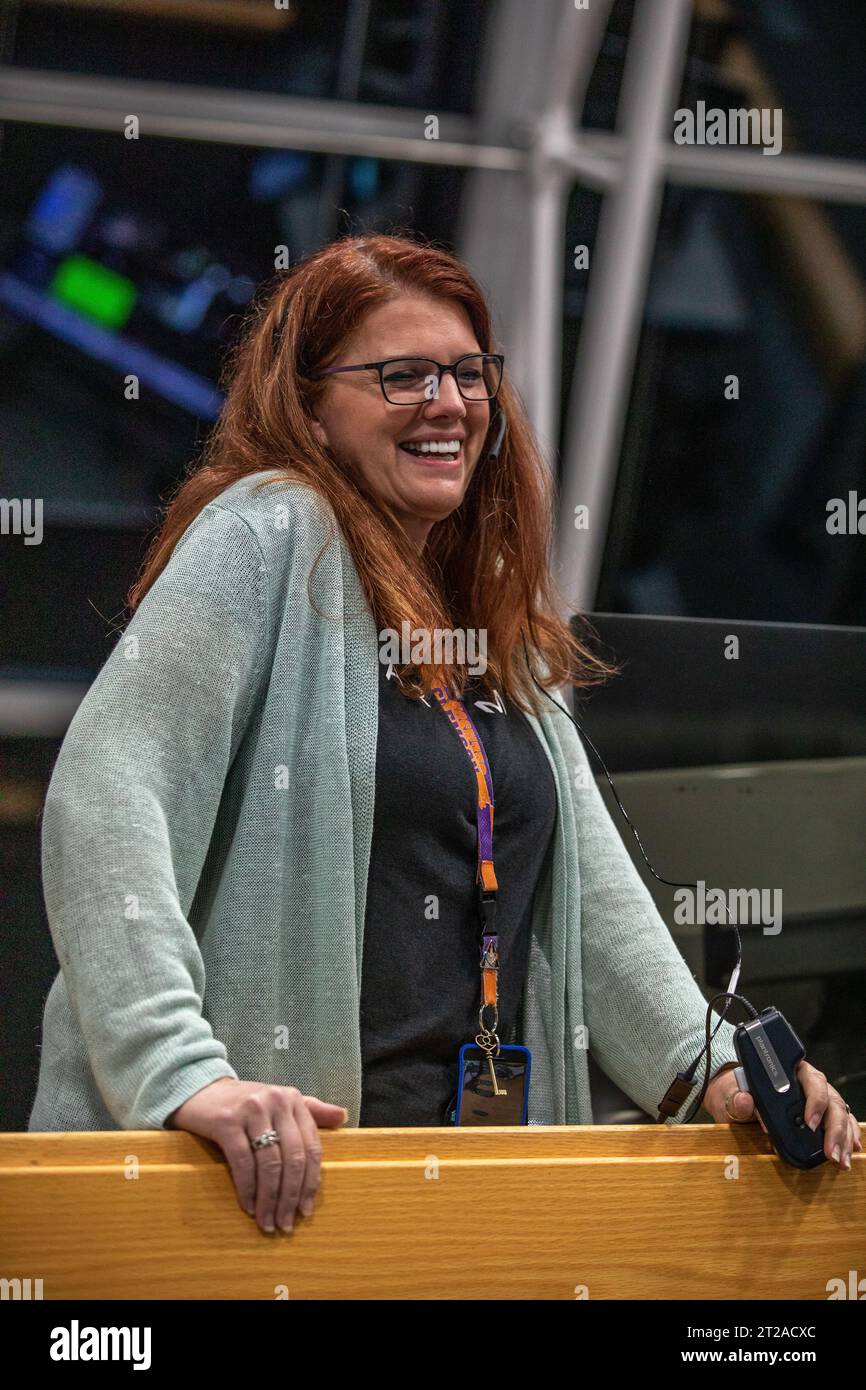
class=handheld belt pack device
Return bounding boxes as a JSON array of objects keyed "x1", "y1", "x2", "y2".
[{"x1": 733, "y1": 1007, "x2": 826, "y2": 1169}]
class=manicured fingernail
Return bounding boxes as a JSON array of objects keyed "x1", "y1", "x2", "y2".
[
  {"x1": 831, "y1": 1145, "x2": 841, "y2": 1164},
  {"x1": 843, "y1": 1155, "x2": 851, "y2": 1170},
  {"x1": 246, "y1": 1205, "x2": 255, "y2": 1216},
  {"x1": 300, "y1": 1197, "x2": 315, "y2": 1217},
  {"x1": 807, "y1": 1115, "x2": 819, "y2": 1131},
  {"x1": 279, "y1": 1221, "x2": 294, "y2": 1233},
  {"x1": 263, "y1": 1221, "x2": 275, "y2": 1232}
]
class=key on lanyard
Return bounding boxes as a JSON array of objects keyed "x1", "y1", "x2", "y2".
[{"x1": 475, "y1": 1030, "x2": 507, "y2": 1096}]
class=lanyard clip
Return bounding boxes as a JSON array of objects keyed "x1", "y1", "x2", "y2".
[{"x1": 477, "y1": 882, "x2": 497, "y2": 932}]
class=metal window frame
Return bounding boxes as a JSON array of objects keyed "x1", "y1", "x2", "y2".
[{"x1": 3, "y1": 0, "x2": 866, "y2": 619}]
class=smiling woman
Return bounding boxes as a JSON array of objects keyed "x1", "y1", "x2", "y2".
[
  {"x1": 307, "y1": 297, "x2": 497, "y2": 553},
  {"x1": 28, "y1": 232, "x2": 857, "y2": 1242}
]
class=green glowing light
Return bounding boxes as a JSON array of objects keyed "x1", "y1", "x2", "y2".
[{"x1": 50, "y1": 254, "x2": 137, "y2": 329}]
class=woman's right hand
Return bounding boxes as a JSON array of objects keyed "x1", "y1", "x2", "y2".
[{"x1": 166, "y1": 1077, "x2": 349, "y2": 1233}]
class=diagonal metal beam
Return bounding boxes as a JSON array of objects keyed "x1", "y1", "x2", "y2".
[
  {"x1": 458, "y1": 0, "x2": 614, "y2": 461},
  {"x1": 522, "y1": 0, "x2": 615, "y2": 462},
  {"x1": 555, "y1": 0, "x2": 693, "y2": 612}
]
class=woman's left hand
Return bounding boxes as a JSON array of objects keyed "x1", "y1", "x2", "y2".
[{"x1": 703, "y1": 1059, "x2": 862, "y2": 1171}]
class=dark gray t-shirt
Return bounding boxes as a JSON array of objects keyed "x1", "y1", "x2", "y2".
[{"x1": 359, "y1": 661, "x2": 557, "y2": 1126}]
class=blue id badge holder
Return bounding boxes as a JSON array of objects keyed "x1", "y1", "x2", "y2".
[{"x1": 452, "y1": 1043, "x2": 531, "y2": 1125}]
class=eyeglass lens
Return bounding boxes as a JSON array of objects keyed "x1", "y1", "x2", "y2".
[{"x1": 381, "y1": 355, "x2": 501, "y2": 403}]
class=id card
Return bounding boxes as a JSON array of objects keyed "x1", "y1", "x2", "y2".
[{"x1": 454, "y1": 1044, "x2": 531, "y2": 1126}]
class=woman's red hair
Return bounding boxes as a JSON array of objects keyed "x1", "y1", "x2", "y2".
[{"x1": 127, "y1": 233, "x2": 618, "y2": 712}]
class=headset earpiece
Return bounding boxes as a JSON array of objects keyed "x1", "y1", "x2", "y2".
[{"x1": 487, "y1": 408, "x2": 507, "y2": 461}]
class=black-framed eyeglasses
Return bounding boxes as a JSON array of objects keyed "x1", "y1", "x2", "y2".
[{"x1": 309, "y1": 353, "x2": 504, "y2": 405}]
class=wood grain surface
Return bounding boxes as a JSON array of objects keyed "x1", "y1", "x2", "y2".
[{"x1": 1, "y1": 1125, "x2": 861, "y2": 1299}]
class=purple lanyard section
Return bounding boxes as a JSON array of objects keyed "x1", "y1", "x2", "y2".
[{"x1": 430, "y1": 684, "x2": 496, "y2": 892}]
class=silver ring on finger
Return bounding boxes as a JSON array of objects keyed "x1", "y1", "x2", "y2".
[{"x1": 250, "y1": 1129, "x2": 280, "y2": 1151}]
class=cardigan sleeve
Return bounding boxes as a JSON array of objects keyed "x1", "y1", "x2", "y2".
[
  {"x1": 39, "y1": 502, "x2": 269, "y2": 1129},
  {"x1": 565, "y1": 708, "x2": 741, "y2": 1124}
]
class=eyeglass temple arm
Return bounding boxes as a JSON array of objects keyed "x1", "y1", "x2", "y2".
[{"x1": 312, "y1": 364, "x2": 374, "y2": 377}]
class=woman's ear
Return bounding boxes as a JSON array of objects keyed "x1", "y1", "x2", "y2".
[{"x1": 311, "y1": 418, "x2": 328, "y2": 447}]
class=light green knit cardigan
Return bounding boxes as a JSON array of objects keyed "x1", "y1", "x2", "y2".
[{"x1": 28, "y1": 469, "x2": 739, "y2": 1132}]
